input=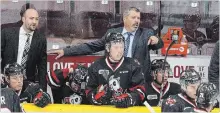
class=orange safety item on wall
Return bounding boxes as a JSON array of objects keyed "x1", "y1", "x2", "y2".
[{"x1": 161, "y1": 27, "x2": 188, "y2": 56}]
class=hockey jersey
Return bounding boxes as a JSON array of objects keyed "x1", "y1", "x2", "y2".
[
  {"x1": 162, "y1": 92, "x2": 197, "y2": 112},
  {"x1": 145, "y1": 82, "x2": 181, "y2": 106},
  {"x1": 86, "y1": 57, "x2": 145, "y2": 105},
  {"x1": 183, "y1": 107, "x2": 208, "y2": 113},
  {"x1": 1, "y1": 88, "x2": 22, "y2": 112}
]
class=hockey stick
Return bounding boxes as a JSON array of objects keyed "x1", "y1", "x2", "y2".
[
  {"x1": 158, "y1": 40, "x2": 176, "y2": 106},
  {"x1": 143, "y1": 101, "x2": 156, "y2": 113}
]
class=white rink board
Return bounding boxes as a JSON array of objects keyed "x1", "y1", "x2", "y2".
[{"x1": 151, "y1": 55, "x2": 211, "y2": 84}]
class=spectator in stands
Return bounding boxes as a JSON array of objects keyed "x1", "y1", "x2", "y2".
[
  {"x1": 206, "y1": 16, "x2": 219, "y2": 43},
  {"x1": 139, "y1": 12, "x2": 163, "y2": 35},
  {"x1": 208, "y1": 41, "x2": 219, "y2": 89},
  {"x1": 182, "y1": 14, "x2": 207, "y2": 47}
]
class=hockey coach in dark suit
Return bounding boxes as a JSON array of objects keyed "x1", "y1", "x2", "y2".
[{"x1": 1, "y1": 8, "x2": 47, "y2": 91}]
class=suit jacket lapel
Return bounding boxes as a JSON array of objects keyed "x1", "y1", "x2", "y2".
[
  {"x1": 117, "y1": 27, "x2": 123, "y2": 33},
  {"x1": 14, "y1": 28, "x2": 20, "y2": 59},
  {"x1": 28, "y1": 32, "x2": 38, "y2": 60},
  {"x1": 132, "y1": 28, "x2": 141, "y2": 56}
]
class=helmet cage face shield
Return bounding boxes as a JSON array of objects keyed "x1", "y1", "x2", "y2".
[
  {"x1": 68, "y1": 65, "x2": 88, "y2": 93},
  {"x1": 180, "y1": 69, "x2": 201, "y2": 88},
  {"x1": 154, "y1": 68, "x2": 172, "y2": 77},
  {"x1": 183, "y1": 74, "x2": 201, "y2": 86},
  {"x1": 196, "y1": 83, "x2": 219, "y2": 109},
  {"x1": 73, "y1": 67, "x2": 88, "y2": 84}
]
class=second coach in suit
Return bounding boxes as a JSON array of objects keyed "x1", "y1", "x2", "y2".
[
  {"x1": 48, "y1": 7, "x2": 163, "y2": 82},
  {"x1": 1, "y1": 9, "x2": 47, "y2": 91}
]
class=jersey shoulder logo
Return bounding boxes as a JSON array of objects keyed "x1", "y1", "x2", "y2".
[
  {"x1": 165, "y1": 97, "x2": 176, "y2": 106},
  {"x1": 98, "y1": 69, "x2": 109, "y2": 80}
]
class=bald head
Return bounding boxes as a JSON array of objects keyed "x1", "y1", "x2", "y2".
[
  {"x1": 20, "y1": 3, "x2": 36, "y2": 17},
  {"x1": 22, "y1": 9, "x2": 39, "y2": 32},
  {"x1": 23, "y1": 8, "x2": 38, "y2": 17}
]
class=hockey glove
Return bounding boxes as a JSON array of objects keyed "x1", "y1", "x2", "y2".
[
  {"x1": 113, "y1": 93, "x2": 133, "y2": 108},
  {"x1": 23, "y1": 82, "x2": 41, "y2": 101},
  {"x1": 92, "y1": 84, "x2": 109, "y2": 105},
  {"x1": 33, "y1": 91, "x2": 51, "y2": 108},
  {"x1": 63, "y1": 93, "x2": 82, "y2": 104}
]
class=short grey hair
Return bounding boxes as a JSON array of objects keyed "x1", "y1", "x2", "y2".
[{"x1": 123, "y1": 7, "x2": 140, "y2": 18}]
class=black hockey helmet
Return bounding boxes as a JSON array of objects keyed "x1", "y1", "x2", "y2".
[
  {"x1": 179, "y1": 69, "x2": 201, "y2": 88},
  {"x1": 151, "y1": 59, "x2": 170, "y2": 71},
  {"x1": 68, "y1": 64, "x2": 88, "y2": 93},
  {"x1": 4, "y1": 63, "x2": 24, "y2": 76},
  {"x1": 196, "y1": 82, "x2": 219, "y2": 109},
  {"x1": 151, "y1": 59, "x2": 172, "y2": 76},
  {"x1": 105, "y1": 32, "x2": 125, "y2": 44}
]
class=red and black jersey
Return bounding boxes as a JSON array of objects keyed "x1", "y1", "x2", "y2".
[
  {"x1": 162, "y1": 93, "x2": 197, "y2": 112},
  {"x1": 86, "y1": 57, "x2": 145, "y2": 105},
  {"x1": 145, "y1": 82, "x2": 181, "y2": 106}
]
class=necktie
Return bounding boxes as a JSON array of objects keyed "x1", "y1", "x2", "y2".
[
  {"x1": 21, "y1": 33, "x2": 31, "y2": 79},
  {"x1": 124, "y1": 32, "x2": 132, "y2": 57}
]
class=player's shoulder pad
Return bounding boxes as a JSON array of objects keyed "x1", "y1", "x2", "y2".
[
  {"x1": 126, "y1": 58, "x2": 141, "y2": 66},
  {"x1": 89, "y1": 57, "x2": 104, "y2": 71},
  {"x1": 1, "y1": 88, "x2": 16, "y2": 94},
  {"x1": 91, "y1": 57, "x2": 105, "y2": 65},
  {"x1": 123, "y1": 57, "x2": 141, "y2": 66}
]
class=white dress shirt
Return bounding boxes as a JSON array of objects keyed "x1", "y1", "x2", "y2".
[
  {"x1": 122, "y1": 28, "x2": 137, "y2": 58},
  {"x1": 17, "y1": 26, "x2": 34, "y2": 65}
]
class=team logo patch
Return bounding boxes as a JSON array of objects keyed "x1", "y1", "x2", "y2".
[
  {"x1": 147, "y1": 95, "x2": 158, "y2": 100},
  {"x1": 165, "y1": 97, "x2": 176, "y2": 106},
  {"x1": 98, "y1": 69, "x2": 109, "y2": 80}
]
